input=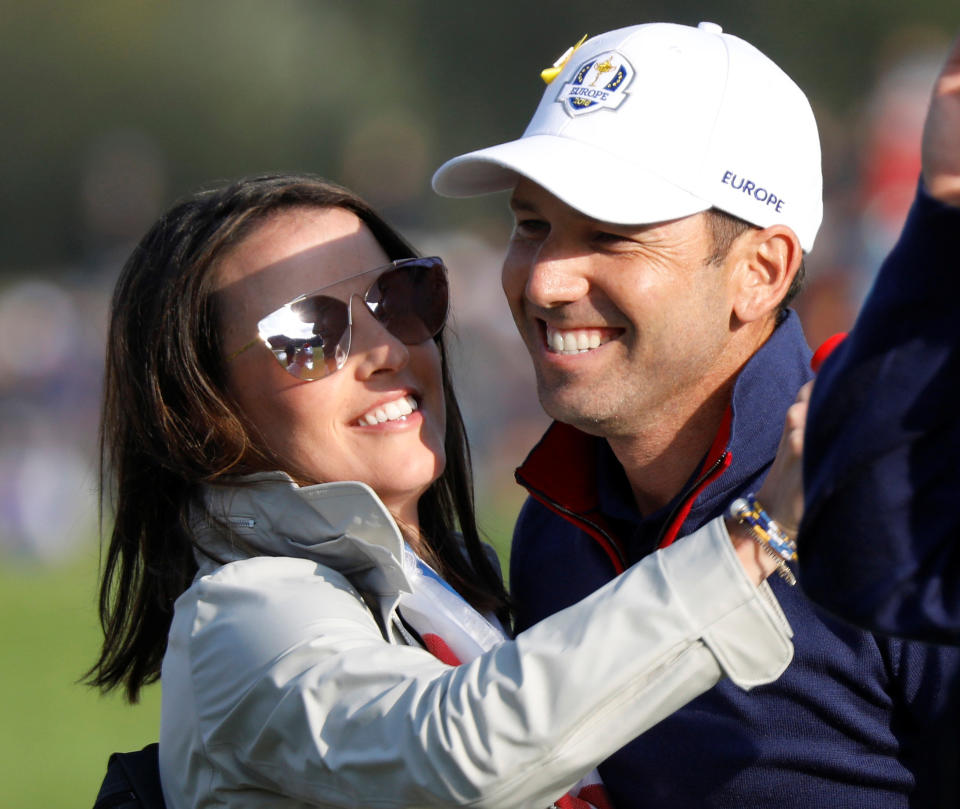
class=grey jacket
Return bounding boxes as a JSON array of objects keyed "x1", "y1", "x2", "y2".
[{"x1": 158, "y1": 472, "x2": 793, "y2": 809}]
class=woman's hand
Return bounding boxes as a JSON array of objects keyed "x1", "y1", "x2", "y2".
[
  {"x1": 728, "y1": 381, "x2": 812, "y2": 584},
  {"x1": 756, "y1": 379, "x2": 812, "y2": 536}
]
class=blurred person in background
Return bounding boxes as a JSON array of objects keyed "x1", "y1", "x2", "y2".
[
  {"x1": 433, "y1": 20, "x2": 960, "y2": 808},
  {"x1": 88, "y1": 173, "x2": 803, "y2": 808},
  {"x1": 801, "y1": 34, "x2": 960, "y2": 644}
]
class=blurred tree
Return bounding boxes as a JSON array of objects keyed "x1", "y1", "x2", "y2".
[{"x1": 0, "y1": 0, "x2": 955, "y2": 269}]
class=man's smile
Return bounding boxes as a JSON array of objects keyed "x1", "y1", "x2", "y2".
[{"x1": 543, "y1": 322, "x2": 622, "y2": 355}]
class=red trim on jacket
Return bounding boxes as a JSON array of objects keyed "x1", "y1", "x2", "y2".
[
  {"x1": 657, "y1": 406, "x2": 733, "y2": 548},
  {"x1": 515, "y1": 408, "x2": 734, "y2": 569},
  {"x1": 810, "y1": 332, "x2": 848, "y2": 372},
  {"x1": 515, "y1": 422, "x2": 628, "y2": 574}
]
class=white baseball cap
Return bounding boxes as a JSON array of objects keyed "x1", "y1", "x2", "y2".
[{"x1": 432, "y1": 21, "x2": 823, "y2": 251}]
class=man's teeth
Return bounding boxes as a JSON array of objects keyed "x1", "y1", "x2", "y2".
[
  {"x1": 546, "y1": 326, "x2": 607, "y2": 354},
  {"x1": 359, "y1": 395, "x2": 418, "y2": 426}
]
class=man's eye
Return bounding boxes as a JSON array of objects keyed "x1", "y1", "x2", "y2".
[
  {"x1": 594, "y1": 231, "x2": 632, "y2": 245},
  {"x1": 513, "y1": 218, "x2": 549, "y2": 237}
]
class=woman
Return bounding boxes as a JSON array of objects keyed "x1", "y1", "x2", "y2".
[{"x1": 88, "y1": 174, "x2": 797, "y2": 809}]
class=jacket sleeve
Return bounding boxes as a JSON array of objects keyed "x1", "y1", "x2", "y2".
[
  {"x1": 160, "y1": 516, "x2": 792, "y2": 809},
  {"x1": 800, "y1": 182, "x2": 960, "y2": 643}
]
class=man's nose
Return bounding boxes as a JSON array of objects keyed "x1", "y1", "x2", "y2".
[{"x1": 522, "y1": 246, "x2": 591, "y2": 309}]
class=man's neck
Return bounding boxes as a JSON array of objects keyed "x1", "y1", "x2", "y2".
[{"x1": 606, "y1": 382, "x2": 734, "y2": 515}]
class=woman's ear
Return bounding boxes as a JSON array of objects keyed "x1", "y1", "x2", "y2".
[{"x1": 729, "y1": 225, "x2": 803, "y2": 325}]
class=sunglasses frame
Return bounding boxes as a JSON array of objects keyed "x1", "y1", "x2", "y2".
[{"x1": 228, "y1": 256, "x2": 449, "y2": 381}]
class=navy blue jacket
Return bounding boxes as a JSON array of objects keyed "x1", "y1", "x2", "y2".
[
  {"x1": 802, "y1": 185, "x2": 960, "y2": 644},
  {"x1": 510, "y1": 310, "x2": 960, "y2": 808}
]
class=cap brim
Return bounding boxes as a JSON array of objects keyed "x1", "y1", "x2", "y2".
[{"x1": 432, "y1": 134, "x2": 711, "y2": 226}]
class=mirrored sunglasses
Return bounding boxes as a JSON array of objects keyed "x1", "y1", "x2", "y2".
[{"x1": 229, "y1": 256, "x2": 449, "y2": 381}]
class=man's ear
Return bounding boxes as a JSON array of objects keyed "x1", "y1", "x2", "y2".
[{"x1": 729, "y1": 225, "x2": 803, "y2": 325}]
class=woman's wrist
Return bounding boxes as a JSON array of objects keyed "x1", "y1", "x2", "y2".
[
  {"x1": 726, "y1": 495, "x2": 798, "y2": 586},
  {"x1": 726, "y1": 516, "x2": 779, "y2": 585}
]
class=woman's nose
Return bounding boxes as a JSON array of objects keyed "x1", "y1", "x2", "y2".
[{"x1": 348, "y1": 298, "x2": 410, "y2": 376}]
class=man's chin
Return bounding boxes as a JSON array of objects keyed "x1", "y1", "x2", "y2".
[{"x1": 537, "y1": 388, "x2": 614, "y2": 436}]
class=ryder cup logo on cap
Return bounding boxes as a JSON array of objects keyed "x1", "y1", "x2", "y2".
[
  {"x1": 556, "y1": 52, "x2": 634, "y2": 116},
  {"x1": 433, "y1": 21, "x2": 823, "y2": 252}
]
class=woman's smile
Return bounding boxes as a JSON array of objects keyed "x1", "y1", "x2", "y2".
[{"x1": 355, "y1": 393, "x2": 420, "y2": 426}]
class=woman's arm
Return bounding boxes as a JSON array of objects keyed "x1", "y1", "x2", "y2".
[{"x1": 160, "y1": 521, "x2": 791, "y2": 809}]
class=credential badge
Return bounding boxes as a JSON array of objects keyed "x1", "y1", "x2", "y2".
[{"x1": 555, "y1": 51, "x2": 634, "y2": 117}]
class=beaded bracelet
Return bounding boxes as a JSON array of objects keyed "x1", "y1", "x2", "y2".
[{"x1": 727, "y1": 494, "x2": 798, "y2": 586}]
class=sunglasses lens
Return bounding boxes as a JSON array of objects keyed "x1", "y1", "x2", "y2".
[
  {"x1": 367, "y1": 258, "x2": 448, "y2": 344},
  {"x1": 254, "y1": 257, "x2": 448, "y2": 382},
  {"x1": 262, "y1": 295, "x2": 349, "y2": 380}
]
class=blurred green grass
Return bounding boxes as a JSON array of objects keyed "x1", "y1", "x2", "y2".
[
  {"x1": 0, "y1": 545, "x2": 160, "y2": 808},
  {"x1": 0, "y1": 501, "x2": 518, "y2": 808}
]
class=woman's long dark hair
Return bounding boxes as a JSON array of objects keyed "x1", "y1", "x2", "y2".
[{"x1": 87, "y1": 174, "x2": 510, "y2": 703}]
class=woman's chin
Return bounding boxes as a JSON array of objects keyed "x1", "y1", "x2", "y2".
[{"x1": 376, "y1": 457, "x2": 445, "y2": 513}]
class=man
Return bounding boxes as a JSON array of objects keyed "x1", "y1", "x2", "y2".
[
  {"x1": 801, "y1": 34, "x2": 960, "y2": 644},
  {"x1": 433, "y1": 21, "x2": 959, "y2": 808}
]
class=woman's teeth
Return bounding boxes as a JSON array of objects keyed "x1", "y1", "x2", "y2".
[{"x1": 358, "y1": 395, "x2": 418, "y2": 426}]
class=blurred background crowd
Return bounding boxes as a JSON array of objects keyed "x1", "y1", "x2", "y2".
[{"x1": 0, "y1": 1, "x2": 956, "y2": 803}]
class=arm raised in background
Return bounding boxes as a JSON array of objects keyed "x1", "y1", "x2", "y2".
[{"x1": 800, "y1": 31, "x2": 960, "y2": 642}]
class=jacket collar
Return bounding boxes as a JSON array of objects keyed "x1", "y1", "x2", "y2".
[
  {"x1": 515, "y1": 311, "x2": 813, "y2": 568},
  {"x1": 194, "y1": 472, "x2": 412, "y2": 597},
  {"x1": 678, "y1": 310, "x2": 813, "y2": 533}
]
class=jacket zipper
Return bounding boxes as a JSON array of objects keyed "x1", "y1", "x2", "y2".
[
  {"x1": 654, "y1": 450, "x2": 730, "y2": 549},
  {"x1": 227, "y1": 516, "x2": 257, "y2": 529}
]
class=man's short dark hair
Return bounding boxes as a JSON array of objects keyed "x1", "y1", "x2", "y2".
[{"x1": 703, "y1": 208, "x2": 805, "y2": 314}]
